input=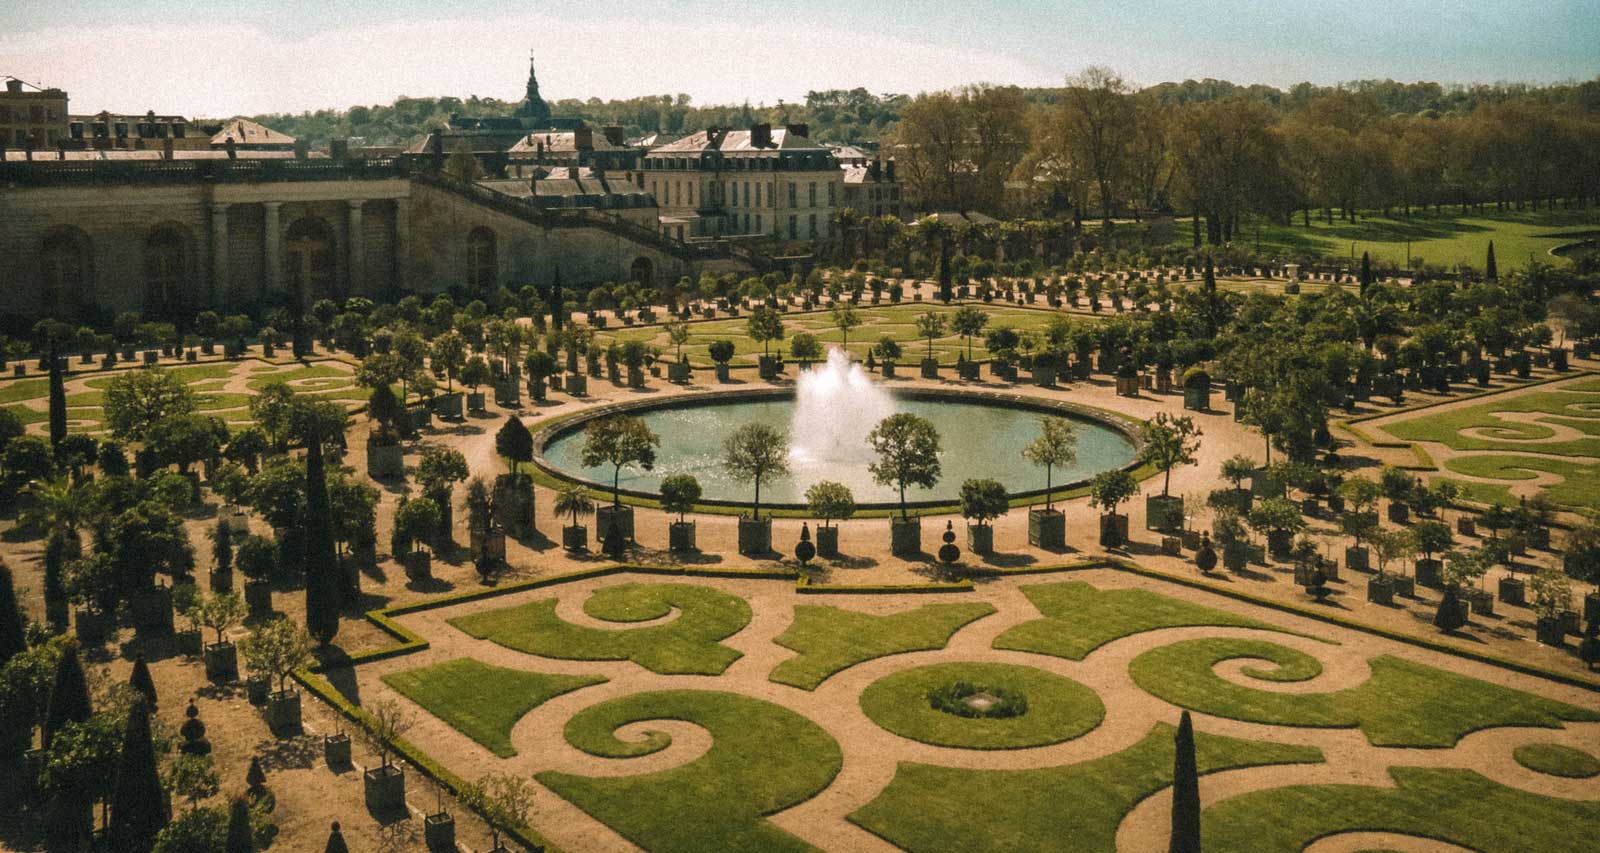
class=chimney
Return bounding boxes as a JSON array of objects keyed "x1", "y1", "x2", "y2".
[
  {"x1": 573, "y1": 127, "x2": 593, "y2": 151},
  {"x1": 5, "y1": 79, "x2": 21, "y2": 94},
  {"x1": 330, "y1": 138, "x2": 349, "y2": 160},
  {"x1": 750, "y1": 123, "x2": 771, "y2": 148},
  {"x1": 294, "y1": 137, "x2": 310, "y2": 160},
  {"x1": 602, "y1": 125, "x2": 625, "y2": 146},
  {"x1": 785, "y1": 123, "x2": 809, "y2": 140}
]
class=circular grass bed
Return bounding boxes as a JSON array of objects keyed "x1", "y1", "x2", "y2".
[
  {"x1": 1512, "y1": 743, "x2": 1600, "y2": 778},
  {"x1": 859, "y1": 662, "x2": 1103, "y2": 749}
]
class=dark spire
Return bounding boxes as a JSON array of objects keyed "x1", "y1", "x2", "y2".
[{"x1": 517, "y1": 50, "x2": 552, "y2": 126}]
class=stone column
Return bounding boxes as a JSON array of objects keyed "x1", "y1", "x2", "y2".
[
  {"x1": 262, "y1": 201, "x2": 282, "y2": 298},
  {"x1": 392, "y1": 197, "x2": 410, "y2": 292},
  {"x1": 210, "y1": 203, "x2": 229, "y2": 306},
  {"x1": 346, "y1": 200, "x2": 365, "y2": 296}
]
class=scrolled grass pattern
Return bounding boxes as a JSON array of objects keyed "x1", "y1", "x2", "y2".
[
  {"x1": 849, "y1": 722, "x2": 1323, "y2": 852},
  {"x1": 992, "y1": 580, "x2": 1302, "y2": 662},
  {"x1": 448, "y1": 582, "x2": 753, "y2": 675},
  {"x1": 380, "y1": 657, "x2": 605, "y2": 757},
  {"x1": 1442, "y1": 453, "x2": 1600, "y2": 510},
  {"x1": 859, "y1": 662, "x2": 1104, "y2": 750},
  {"x1": 1513, "y1": 743, "x2": 1600, "y2": 779},
  {"x1": 769, "y1": 602, "x2": 997, "y2": 690},
  {"x1": 1127, "y1": 637, "x2": 1600, "y2": 747},
  {"x1": 1199, "y1": 767, "x2": 1600, "y2": 853},
  {"x1": 1380, "y1": 383, "x2": 1600, "y2": 456},
  {"x1": 537, "y1": 690, "x2": 843, "y2": 852}
]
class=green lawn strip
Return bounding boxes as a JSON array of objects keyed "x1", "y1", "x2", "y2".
[
  {"x1": 245, "y1": 363, "x2": 353, "y2": 391},
  {"x1": 769, "y1": 602, "x2": 996, "y2": 690},
  {"x1": 1513, "y1": 743, "x2": 1600, "y2": 779},
  {"x1": 849, "y1": 722, "x2": 1322, "y2": 852},
  {"x1": 1128, "y1": 638, "x2": 1600, "y2": 747},
  {"x1": 4, "y1": 405, "x2": 45, "y2": 425},
  {"x1": 1443, "y1": 454, "x2": 1600, "y2": 510},
  {"x1": 991, "y1": 580, "x2": 1304, "y2": 662},
  {"x1": 83, "y1": 362, "x2": 237, "y2": 390},
  {"x1": 448, "y1": 582, "x2": 751, "y2": 675},
  {"x1": 858, "y1": 661, "x2": 1104, "y2": 749},
  {"x1": 380, "y1": 658, "x2": 604, "y2": 757},
  {"x1": 537, "y1": 690, "x2": 842, "y2": 853},
  {"x1": 1381, "y1": 387, "x2": 1600, "y2": 455},
  {"x1": 1199, "y1": 766, "x2": 1600, "y2": 853},
  {"x1": 0, "y1": 378, "x2": 48, "y2": 404},
  {"x1": 1434, "y1": 476, "x2": 1516, "y2": 507}
]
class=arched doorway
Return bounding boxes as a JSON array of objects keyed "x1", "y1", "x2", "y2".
[
  {"x1": 630, "y1": 257, "x2": 654, "y2": 287},
  {"x1": 466, "y1": 227, "x2": 498, "y2": 295},
  {"x1": 143, "y1": 225, "x2": 192, "y2": 319},
  {"x1": 284, "y1": 217, "x2": 337, "y2": 303},
  {"x1": 40, "y1": 226, "x2": 93, "y2": 315}
]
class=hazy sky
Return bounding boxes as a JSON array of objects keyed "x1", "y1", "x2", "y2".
[{"x1": 4, "y1": 0, "x2": 1597, "y2": 117}]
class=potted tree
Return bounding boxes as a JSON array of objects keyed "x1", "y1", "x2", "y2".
[
  {"x1": 172, "y1": 583, "x2": 204, "y2": 656},
  {"x1": 805, "y1": 481, "x2": 855, "y2": 559},
  {"x1": 358, "y1": 699, "x2": 415, "y2": 812},
  {"x1": 236, "y1": 534, "x2": 276, "y2": 618},
  {"x1": 208, "y1": 516, "x2": 234, "y2": 593},
  {"x1": 1453, "y1": 546, "x2": 1497, "y2": 616},
  {"x1": 524, "y1": 349, "x2": 557, "y2": 402},
  {"x1": 708, "y1": 339, "x2": 736, "y2": 383},
  {"x1": 64, "y1": 553, "x2": 118, "y2": 645},
  {"x1": 581, "y1": 416, "x2": 660, "y2": 546},
  {"x1": 959, "y1": 478, "x2": 1009, "y2": 555},
  {"x1": 659, "y1": 474, "x2": 702, "y2": 553},
  {"x1": 1380, "y1": 466, "x2": 1415, "y2": 525},
  {"x1": 1564, "y1": 520, "x2": 1600, "y2": 625},
  {"x1": 1182, "y1": 367, "x2": 1211, "y2": 411},
  {"x1": 1214, "y1": 510, "x2": 1250, "y2": 572},
  {"x1": 1089, "y1": 469, "x2": 1138, "y2": 548},
  {"x1": 748, "y1": 307, "x2": 785, "y2": 379},
  {"x1": 664, "y1": 322, "x2": 694, "y2": 383},
  {"x1": 723, "y1": 423, "x2": 789, "y2": 555},
  {"x1": 832, "y1": 304, "x2": 862, "y2": 360},
  {"x1": 416, "y1": 447, "x2": 468, "y2": 551},
  {"x1": 1337, "y1": 477, "x2": 1381, "y2": 572},
  {"x1": 790, "y1": 332, "x2": 823, "y2": 372},
  {"x1": 1023, "y1": 417, "x2": 1077, "y2": 550},
  {"x1": 621, "y1": 340, "x2": 651, "y2": 389},
  {"x1": 197, "y1": 591, "x2": 245, "y2": 682},
  {"x1": 239, "y1": 616, "x2": 313, "y2": 733},
  {"x1": 460, "y1": 356, "x2": 493, "y2": 414},
  {"x1": 1220, "y1": 455, "x2": 1256, "y2": 512},
  {"x1": 868, "y1": 413, "x2": 942, "y2": 556},
  {"x1": 1529, "y1": 568, "x2": 1573, "y2": 646},
  {"x1": 464, "y1": 773, "x2": 537, "y2": 853},
  {"x1": 916, "y1": 311, "x2": 946, "y2": 378},
  {"x1": 1248, "y1": 497, "x2": 1306, "y2": 562},
  {"x1": 875, "y1": 337, "x2": 902, "y2": 378},
  {"x1": 554, "y1": 485, "x2": 594, "y2": 552},
  {"x1": 1140, "y1": 412, "x2": 1201, "y2": 532},
  {"x1": 951, "y1": 306, "x2": 988, "y2": 380},
  {"x1": 1412, "y1": 520, "x2": 1453, "y2": 589},
  {"x1": 392, "y1": 497, "x2": 442, "y2": 582},
  {"x1": 465, "y1": 478, "x2": 504, "y2": 566},
  {"x1": 1366, "y1": 528, "x2": 1406, "y2": 605},
  {"x1": 493, "y1": 416, "x2": 538, "y2": 539}
]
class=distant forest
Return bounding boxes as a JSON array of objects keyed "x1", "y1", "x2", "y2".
[{"x1": 248, "y1": 77, "x2": 1600, "y2": 149}]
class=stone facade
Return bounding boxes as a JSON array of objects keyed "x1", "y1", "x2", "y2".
[
  {"x1": 0, "y1": 78, "x2": 69, "y2": 149},
  {"x1": 841, "y1": 158, "x2": 903, "y2": 220}
]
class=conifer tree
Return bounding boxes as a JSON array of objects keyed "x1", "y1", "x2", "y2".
[
  {"x1": 303, "y1": 430, "x2": 340, "y2": 646},
  {"x1": 1486, "y1": 240, "x2": 1498, "y2": 281},
  {"x1": 0, "y1": 560, "x2": 25, "y2": 665},
  {"x1": 43, "y1": 527, "x2": 72, "y2": 632},
  {"x1": 549, "y1": 268, "x2": 564, "y2": 331},
  {"x1": 48, "y1": 341, "x2": 67, "y2": 453},
  {"x1": 43, "y1": 640, "x2": 91, "y2": 750},
  {"x1": 129, "y1": 652, "x2": 157, "y2": 710},
  {"x1": 324, "y1": 821, "x2": 349, "y2": 853},
  {"x1": 225, "y1": 797, "x2": 255, "y2": 853},
  {"x1": 108, "y1": 700, "x2": 170, "y2": 852},
  {"x1": 1359, "y1": 251, "x2": 1373, "y2": 296},
  {"x1": 1169, "y1": 711, "x2": 1201, "y2": 853}
]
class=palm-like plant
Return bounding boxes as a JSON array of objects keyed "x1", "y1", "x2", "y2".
[
  {"x1": 23, "y1": 476, "x2": 86, "y2": 534},
  {"x1": 553, "y1": 485, "x2": 594, "y2": 529}
]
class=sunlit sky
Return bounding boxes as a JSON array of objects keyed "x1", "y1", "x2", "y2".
[{"x1": 3, "y1": 0, "x2": 1597, "y2": 117}]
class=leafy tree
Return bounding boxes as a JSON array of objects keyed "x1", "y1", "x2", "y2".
[
  {"x1": 391, "y1": 497, "x2": 443, "y2": 557},
  {"x1": 831, "y1": 304, "x2": 862, "y2": 354},
  {"x1": 664, "y1": 321, "x2": 691, "y2": 362},
  {"x1": 154, "y1": 804, "x2": 230, "y2": 853},
  {"x1": 1089, "y1": 469, "x2": 1139, "y2": 518},
  {"x1": 707, "y1": 339, "x2": 736, "y2": 366},
  {"x1": 239, "y1": 617, "x2": 314, "y2": 694},
  {"x1": 790, "y1": 332, "x2": 824, "y2": 363},
  {"x1": 462, "y1": 772, "x2": 537, "y2": 851},
  {"x1": 1368, "y1": 527, "x2": 1415, "y2": 577},
  {"x1": 721, "y1": 423, "x2": 789, "y2": 520},
  {"x1": 658, "y1": 474, "x2": 702, "y2": 524},
  {"x1": 223, "y1": 427, "x2": 268, "y2": 474},
  {"x1": 431, "y1": 331, "x2": 469, "y2": 391},
  {"x1": 1022, "y1": 418, "x2": 1078, "y2": 510},
  {"x1": 950, "y1": 306, "x2": 989, "y2": 360},
  {"x1": 168, "y1": 753, "x2": 220, "y2": 811},
  {"x1": 108, "y1": 700, "x2": 170, "y2": 851},
  {"x1": 460, "y1": 355, "x2": 493, "y2": 392},
  {"x1": 495, "y1": 416, "x2": 534, "y2": 467},
  {"x1": 805, "y1": 481, "x2": 856, "y2": 529},
  {"x1": 579, "y1": 417, "x2": 660, "y2": 507},
  {"x1": 104, "y1": 367, "x2": 196, "y2": 442},
  {"x1": 746, "y1": 307, "x2": 785, "y2": 359},
  {"x1": 40, "y1": 712, "x2": 119, "y2": 848},
  {"x1": 356, "y1": 698, "x2": 414, "y2": 770},
  {"x1": 65, "y1": 553, "x2": 120, "y2": 618},
  {"x1": 5, "y1": 435, "x2": 54, "y2": 487},
  {"x1": 195, "y1": 592, "x2": 245, "y2": 646},
  {"x1": 1139, "y1": 412, "x2": 1202, "y2": 497},
  {"x1": 1412, "y1": 519, "x2": 1453, "y2": 562},
  {"x1": 867, "y1": 413, "x2": 942, "y2": 518},
  {"x1": 146, "y1": 413, "x2": 228, "y2": 478},
  {"x1": 247, "y1": 381, "x2": 296, "y2": 450},
  {"x1": 874, "y1": 336, "x2": 902, "y2": 362},
  {"x1": 959, "y1": 479, "x2": 1010, "y2": 528},
  {"x1": 235, "y1": 535, "x2": 276, "y2": 583},
  {"x1": 111, "y1": 500, "x2": 194, "y2": 587},
  {"x1": 0, "y1": 408, "x2": 25, "y2": 459},
  {"x1": 915, "y1": 311, "x2": 947, "y2": 360}
]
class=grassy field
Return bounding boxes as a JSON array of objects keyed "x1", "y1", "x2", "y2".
[
  {"x1": 538, "y1": 690, "x2": 843, "y2": 852},
  {"x1": 1127, "y1": 638, "x2": 1600, "y2": 747},
  {"x1": 1166, "y1": 208, "x2": 1600, "y2": 272},
  {"x1": 380, "y1": 658, "x2": 604, "y2": 757},
  {"x1": 1512, "y1": 743, "x2": 1600, "y2": 779},
  {"x1": 991, "y1": 581, "x2": 1298, "y2": 662},
  {"x1": 857, "y1": 661, "x2": 1104, "y2": 750},
  {"x1": 769, "y1": 602, "x2": 996, "y2": 690},
  {"x1": 448, "y1": 583, "x2": 752, "y2": 675}
]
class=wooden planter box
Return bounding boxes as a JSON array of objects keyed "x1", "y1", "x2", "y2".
[
  {"x1": 1457, "y1": 517, "x2": 1476, "y2": 537},
  {"x1": 958, "y1": 361, "x2": 981, "y2": 380},
  {"x1": 758, "y1": 356, "x2": 783, "y2": 379},
  {"x1": 323, "y1": 733, "x2": 352, "y2": 767},
  {"x1": 628, "y1": 366, "x2": 646, "y2": 388},
  {"x1": 668, "y1": 521, "x2": 697, "y2": 553},
  {"x1": 175, "y1": 629, "x2": 203, "y2": 656},
  {"x1": 1415, "y1": 558, "x2": 1443, "y2": 589},
  {"x1": 1099, "y1": 513, "x2": 1129, "y2": 547},
  {"x1": 563, "y1": 525, "x2": 588, "y2": 552},
  {"x1": 966, "y1": 523, "x2": 993, "y2": 555},
  {"x1": 1031, "y1": 364, "x2": 1056, "y2": 387},
  {"x1": 1586, "y1": 592, "x2": 1600, "y2": 625},
  {"x1": 1183, "y1": 387, "x2": 1210, "y2": 411},
  {"x1": 920, "y1": 358, "x2": 940, "y2": 379},
  {"x1": 1115, "y1": 376, "x2": 1140, "y2": 396},
  {"x1": 566, "y1": 372, "x2": 588, "y2": 396},
  {"x1": 596, "y1": 505, "x2": 635, "y2": 543},
  {"x1": 1499, "y1": 576, "x2": 1526, "y2": 606},
  {"x1": 203, "y1": 641, "x2": 238, "y2": 682},
  {"x1": 714, "y1": 364, "x2": 731, "y2": 383},
  {"x1": 466, "y1": 391, "x2": 487, "y2": 413},
  {"x1": 403, "y1": 550, "x2": 432, "y2": 582},
  {"x1": 669, "y1": 361, "x2": 692, "y2": 384},
  {"x1": 1367, "y1": 576, "x2": 1396, "y2": 605},
  {"x1": 265, "y1": 689, "x2": 301, "y2": 733},
  {"x1": 244, "y1": 580, "x2": 272, "y2": 617},
  {"x1": 366, "y1": 440, "x2": 405, "y2": 479},
  {"x1": 1161, "y1": 536, "x2": 1183, "y2": 556},
  {"x1": 1345, "y1": 546, "x2": 1370, "y2": 573},
  {"x1": 363, "y1": 765, "x2": 406, "y2": 812},
  {"x1": 424, "y1": 813, "x2": 456, "y2": 851},
  {"x1": 1559, "y1": 609, "x2": 1581, "y2": 635},
  {"x1": 890, "y1": 516, "x2": 922, "y2": 556},
  {"x1": 1391, "y1": 575, "x2": 1416, "y2": 598},
  {"x1": 1145, "y1": 495, "x2": 1184, "y2": 532},
  {"x1": 208, "y1": 567, "x2": 232, "y2": 594},
  {"x1": 1028, "y1": 509, "x2": 1065, "y2": 550},
  {"x1": 882, "y1": 361, "x2": 897, "y2": 378},
  {"x1": 1535, "y1": 617, "x2": 1566, "y2": 647},
  {"x1": 1467, "y1": 588, "x2": 1496, "y2": 616},
  {"x1": 815, "y1": 525, "x2": 840, "y2": 558},
  {"x1": 246, "y1": 676, "x2": 270, "y2": 705},
  {"x1": 738, "y1": 517, "x2": 772, "y2": 556},
  {"x1": 494, "y1": 380, "x2": 520, "y2": 408}
]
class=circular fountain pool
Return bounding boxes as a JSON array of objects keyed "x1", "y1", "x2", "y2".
[{"x1": 536, "y1": 355, "x2": 1140, "y2": 509}]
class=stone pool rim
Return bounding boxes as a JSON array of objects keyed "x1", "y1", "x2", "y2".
[{"x1": 529, "y1": 386, "x2": 1147, "y2": 512}]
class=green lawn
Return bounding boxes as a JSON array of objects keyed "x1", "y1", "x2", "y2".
[
  {"x1": 537, "y1": 690, "x2": 843, "y2": 852},
  {"x1": 380, "y1": 657, "x2": 605, "y2": 757},
  {"x1": 1128, "y1": 638, "x2": 1600, "y2": 747},
  {"x1": 769, "y1": 602, "x2": 996, "y2": 690},
  {"x1": 1513, "y1": 743, "x2": 1600, "y2": 779},
  {"x1": 858, "y1": 661, "x2": 1104, "y2": 749},
  {"x1": 448, "y1": 583, "x2": 752, "y2": 675},
  {"x1": 1381, "y1": 383, "x2": 1600, "y2": 457},
  {"x1": 991, "y1": 581, "x2": 1300, "y2": 662},
  {"x1": 849, "y1": 723, "x2": 1322, "y2": 852},
  {"x1": 1164, "y1": 208, "x2": 1600, "y2": 273},
  {"x1": 1200, "y1": 767, "x2": 1600, "y2": 853},
  {"x1": 1442, "y1": 454, "x2": 1600, "y2": 511}
]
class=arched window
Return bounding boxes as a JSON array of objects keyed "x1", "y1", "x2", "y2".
[
  {"x1": 466, "y1": 227, "x2": 497, "y2": 294},
  {"x1": 284, "y1": 217, "x2": 337, "y2": 303},
  {"x1": 143, "y1": 227, "x2": 188, "y2": 317},
  {"x1": 40, "y1": 227, "x2": 92, "y2": 313}
]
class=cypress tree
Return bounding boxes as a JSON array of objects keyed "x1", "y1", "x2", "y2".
[
  {"x1": 224, "y1": 797, "x2": 255, "y2": 853},
  {"x1": 324, "y1": 821, "x2": 349, "y2": 853},
  {"x1": 43, "y1": 527, "x2": 73, "y2": 632},
  {"x1": 129, "y1": 652, "x2": 157, "y2": 710},
  {"x1": 1359, "y1": 251, "x2": 1373, "y2": 296},
  {"x1": 108, "y1": 700, "x2": 170, "y2": 852},
  {"x1": 212, "y1": 517, "x2": 234, "y2": 574},
  {"x1": 1485, "y1": 241, "x2": 1498, "y2": 280},
  {"x1": 1169, "y1": 711, "x2": 1201, "y2": 853},
  {"x1": 0, "y1": 560, "x2": 25, "y2": 665},
  {"x1": 48, "y1": 340, "x2": 67, "y2": 453},
  {"x1": 246, "y1": 755, "x2": 268, "y2": 796},
  {"x1": 495, "y1": 415, "x2": 534, "y2": 466},
  {"x1": 303, "y1": 431, "x2": 341, "y2": 646},
  {"x1": 42, "y1": 640, "x2": 91, "y2": 750},
  {"x1": 1434, "y1": 586, "x2": 1467, "y2": 632},
  {"x1": 549, "y1": 268, "x2": 564, "y2": 330}
]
